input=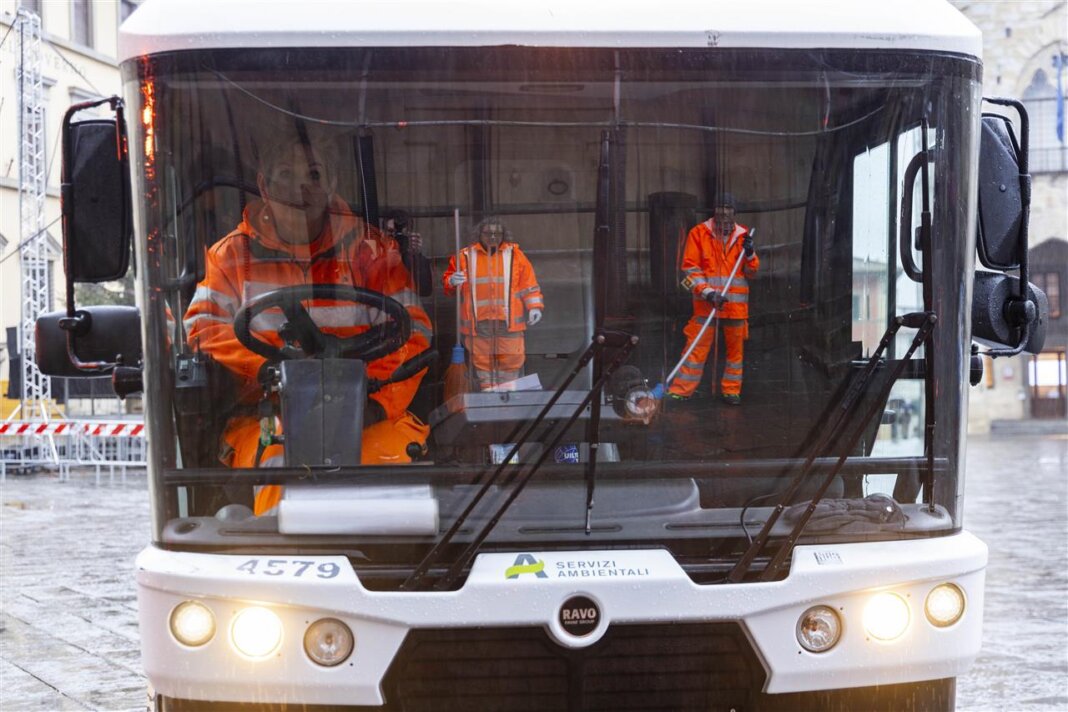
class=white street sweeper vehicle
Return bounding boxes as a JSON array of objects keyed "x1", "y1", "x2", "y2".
[{"x1": 37, "y1": 0, "x2": 1049, "y2": 709}]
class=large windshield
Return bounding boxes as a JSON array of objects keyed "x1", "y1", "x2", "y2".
[{"x1": 125, "y1": 47, "x2": 979, "y2": 582}]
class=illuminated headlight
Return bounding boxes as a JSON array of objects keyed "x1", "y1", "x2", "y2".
[
  {"x1": 863, "y1": 592, "x2": 910, "y2": 641},
  {"x1": 169, "y1": 601, "x2": 215, "y2": 647},
  {"x1": 230, "y1": 607, "x2": 283, "y2": 659},
  {"x1": 304, "y1": 618, "x2": 354, "y2": 667},
  {"x1": 925, "y1": 583, "x2": 965, "y2": 627},
  {"x1": 796, "y1": 605, "x2": 841, "y2": 653}
]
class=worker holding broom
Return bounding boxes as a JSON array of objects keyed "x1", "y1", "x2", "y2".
[
  {"x1": 443, "y1": 217, "x2": 544, "y2": 391},
  {"x1": 667, "y1": 193, "x2": 759, "y2": 405}
]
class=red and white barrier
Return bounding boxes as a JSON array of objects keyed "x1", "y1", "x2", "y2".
[
  {"x1": 1, "y1": 419, "x2": 147, "y2": 480},
  {"x1": 0, "y1": 420, "x2": 145, "y2": 437}
]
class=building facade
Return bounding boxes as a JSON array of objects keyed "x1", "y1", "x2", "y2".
[
  {"x1": 950, "y1": 0, "x2": 1068, "y2": 433},
  {"x1": 0, "y1": 0, "x2": 134, "y2": 415}
]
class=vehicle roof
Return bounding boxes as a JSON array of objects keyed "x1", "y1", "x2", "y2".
[{"x1": 118, "y1": 0, "x2": 982, "y2": 65}]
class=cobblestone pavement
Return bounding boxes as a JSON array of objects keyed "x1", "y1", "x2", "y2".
[
  {"x1": 0, "y1": 434, "x2": 1065, "y2": 711},
  {"x1": 956, "y1": 434, "x2": 1068, "y2": 712},
  {"x1": 1, "y1": 470, "x2": 149, "y2": 711}
]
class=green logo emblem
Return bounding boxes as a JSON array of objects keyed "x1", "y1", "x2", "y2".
[{"x1": 505, "y1": 553, "x2": 547, "y2": 579}]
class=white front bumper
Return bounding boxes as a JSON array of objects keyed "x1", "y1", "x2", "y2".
[{"x1": 138, "y1": 531, "x2": 986, "y2": 705}]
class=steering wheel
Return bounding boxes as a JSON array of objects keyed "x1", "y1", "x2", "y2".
[{"x1": 233, "y1": 284, "x2": 411, "y2": 363}]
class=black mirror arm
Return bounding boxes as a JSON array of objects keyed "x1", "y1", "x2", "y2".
[{"x1": 980, "y1": 98, "x2": 1034, "y2": 358}]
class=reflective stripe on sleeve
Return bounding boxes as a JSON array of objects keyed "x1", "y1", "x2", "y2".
[
  {"x1": 188, "y1": 286, "x2": 238, "y2": 315},
  {"x1": 183, "y1": 313, "x2": 230, "y2": 332},
  {"x1": 389, "y1": 288, "x2": 421, "y2": 307},
  {"x1": 707, "y1": 276, "x2": 748, "y2": 289},
  {"x1": 412, "y1": 321, "x2": 434, "y2": 342}
]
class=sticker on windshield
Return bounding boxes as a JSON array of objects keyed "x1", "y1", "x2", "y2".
[{"x1": 554, "y1": 444, "x2": 580, "y2": 463}]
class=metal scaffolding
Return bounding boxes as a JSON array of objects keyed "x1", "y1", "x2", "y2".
[{"x1": 16, "y1": 7, "x2": 51, "y2": 421}]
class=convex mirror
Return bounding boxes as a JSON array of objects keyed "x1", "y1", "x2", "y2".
[
  {"x1": 36, "y1": 306, "x2": 143, "y2": 377},
  {"x1": 976, "y1": 114, "x2": 1026, "y2": 271},
  {"x1": 61, "y1": 101, "x2": 132, "y2": 283}
]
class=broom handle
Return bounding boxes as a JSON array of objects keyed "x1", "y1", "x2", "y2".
[{"x1": 454, "y1": 208, "x2": 462, "y2": 347}]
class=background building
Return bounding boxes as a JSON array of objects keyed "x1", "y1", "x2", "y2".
[
  {"x1": 0, "y1": 0, "x2": 136, "y2": 417},
  {"x1": 950, "y1": 0, "x2": 1067, "y2": 433}
]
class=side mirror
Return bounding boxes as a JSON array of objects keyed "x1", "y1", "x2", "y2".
[
  {"x1": 36, "y1": 306, "x2": 144, "y2": 395},
  {"x1": 977, "y1": 114, "x2": 1026, "y2": 271},
  {"x1": 973, "y1": 98, "x2": 1045, "y2": 358},
  {"x1": 61, "y1": 100, "x2": 132, "y2": 282},
  {"x1": 971, "y1": 272, "x2": 1047, "y2": 355}
]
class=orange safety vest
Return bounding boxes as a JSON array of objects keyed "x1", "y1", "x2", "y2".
[
  {"x1": 183, "y1": 198, "x2": 433, "y2": 420},
  {"x1": 443, "y1": 241, "x2": 543, "y2": 335},
  {"x1": 680, "y1": 221, "x2": 759, "y2": 321}
]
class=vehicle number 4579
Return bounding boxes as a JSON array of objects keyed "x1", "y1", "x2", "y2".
[{"x1": 236, "y1": 559, "x2": 340, "y2": 579}]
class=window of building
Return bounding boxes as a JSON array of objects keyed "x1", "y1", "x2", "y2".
[
  {"x1": 21, "y1": 0, "x2": 43, "y2": 18},
  {"x1": 1034, "y1": 271, "x2": 1062, "y2": 319},
  {"x1": 1022, "y1": 64, "x2": 1067, "y2": 174},
  {"x1": 70, "y1": 0, "x2": 93, "y2": 48}
]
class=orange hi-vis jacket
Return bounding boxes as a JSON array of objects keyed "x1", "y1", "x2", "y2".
[
  {"x1": 680, "y1": 220, "x2": 759, "y2": 321},
  {"x1": 183, "y1": 198, "x2": 433, "y2": 420},
  {"x1": 443, "y1": 241, "x2": 543, "y2": 335}
]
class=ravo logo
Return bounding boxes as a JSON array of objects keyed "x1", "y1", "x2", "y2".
[{"x1": 558, "y1": 595, "x2": 600, "y2": 637}]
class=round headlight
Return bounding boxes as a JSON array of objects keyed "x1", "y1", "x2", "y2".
[
  {"x1": 169, "y1": 601, "x2": 215, "y2": 647},
  {"x1": 231, "y1": 606, "x2": 283, "y2": 659},
  {"x1": 304, "y1": 618, "x2": 354, "y2": 667},
  {"x1": 925, "y1": 583, "x2": 965, "y2": 627},
  {"x1": 863, "y1": 592, "x2": 910, "y2": 641},
  {"x1": 796, "y1": 605, "x2": 841, "y2": 653}
]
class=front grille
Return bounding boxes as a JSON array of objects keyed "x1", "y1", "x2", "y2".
[{"x1": 381, "y1": 623, "x2": 766, "y2": 712}]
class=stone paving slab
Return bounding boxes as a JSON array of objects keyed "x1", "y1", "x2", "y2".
[{"x1": 1, "y1": 470, "x2": 149, "y2": 711}]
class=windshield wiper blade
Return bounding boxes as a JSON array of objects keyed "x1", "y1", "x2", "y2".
[
  {"x1": 727, "y1": 312, "x2": 936, "y2": 584},
  {"x1": 429, "y1": 331, "x2": 638, "y2": 591},
  {"x1": 400, "y1": 330, "x2": 637, "y2": 592}
]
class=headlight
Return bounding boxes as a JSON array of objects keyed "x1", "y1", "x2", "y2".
[
  {"x1": 169, "y1": 601, "x2": 215, "y2": 647},
  {"x1": 925, "y1": 583, "x2": 965, "y2": 627},
  {"x1": 231, "y1": 606, "x2": 283, "y2": 659},
  {"x1": 863, "y1": 592, "x2": 910, "y2": 641},
  {"x1": 796, "y1": 605, "x2": 841, "y2": 653},
  {"x1": 304, "y1": 618, "x2": 354, "y2": 667}
]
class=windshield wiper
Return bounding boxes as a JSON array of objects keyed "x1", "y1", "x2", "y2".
[
  {"x1": 727, "y1": 311, "x2": 937, "y2": 584},
  {"x1": 401, "y1": 329, "x2": 638, "y2": 592}
]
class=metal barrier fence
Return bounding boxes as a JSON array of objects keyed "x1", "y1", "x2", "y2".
[{"x1": 0, "y1": 420, "x2": 147, "y2": 484}]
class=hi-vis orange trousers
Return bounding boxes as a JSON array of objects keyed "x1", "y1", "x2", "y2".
[
  {"x1": 466, "y1": 332, "x2": 525, "y2": 390},
  {"x1": 667, "y1": 317, "x2": 748, "y2": 398}
]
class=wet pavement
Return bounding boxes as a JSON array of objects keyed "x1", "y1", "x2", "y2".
[
  {"x1": 956, "y1": 434, "x2": 1068, "y2": 712},
  {"x1": 0, "y1": 433, "x2": 1065, "y2": 711}
]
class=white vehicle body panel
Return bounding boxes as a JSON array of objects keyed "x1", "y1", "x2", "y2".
[
  {"x1": 138, "y1": 532, "x2": 986, "y2": 704},
  {"x1": 118, "y1": 0, "x2": 982, "y2": 64}
]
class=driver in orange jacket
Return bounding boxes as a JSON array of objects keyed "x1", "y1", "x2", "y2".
[{"x1": 183, "y1": 135, "x2": 432, "y2": 514}]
